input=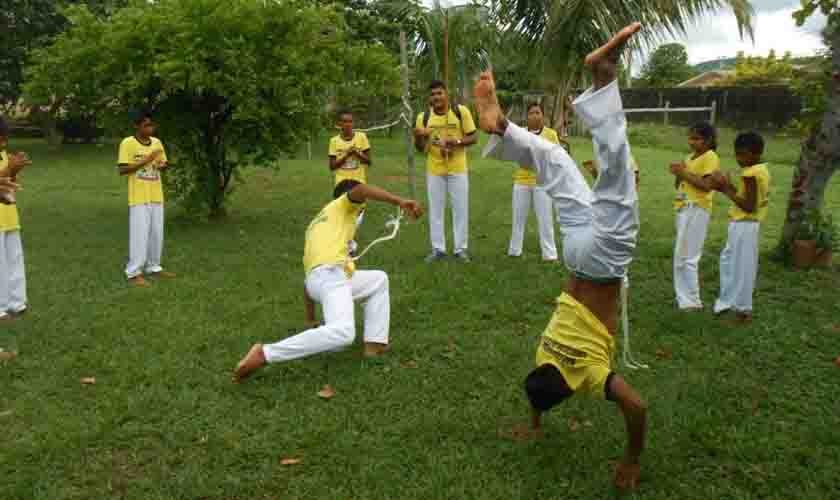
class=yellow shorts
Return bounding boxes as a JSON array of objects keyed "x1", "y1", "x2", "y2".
[{"x1": 535, "y1": 293, "x2": 615, "y2": 399}]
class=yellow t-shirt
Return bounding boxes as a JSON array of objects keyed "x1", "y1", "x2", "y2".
[
  {"x1": 0, "y1": 151, "x2": 20, "y2": 232},
  {"x1": 329, "y1": 132, "x2": 371, "y2": 185},
  {"x1": 416, "y1": 105, "x2": 477, "y2": 176},
  {"x1": 674, "y1": 150, "x2": 720, "y2": 211},
  {"x1": 118, "y1": 136, "x2": 168, "y2": 206},
  {"x1": 730, "y1": 164, "x2": 771, "y2": 222},
  {"x1": 535, "y1": 294, "x2": 615, "y2": 399},
  {"x1": 514, "y1": 127, "x2": 561, "y2": 185},
  {"x1": 303, "y1": 194, "x2": 364, "y2": 277}
]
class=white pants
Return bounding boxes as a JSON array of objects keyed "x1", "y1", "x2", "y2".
[
  {"x1": 263, "y1": 266, "x2": 390, "y2": 363},
  {"x1": 714, "y1": 221, "x2": 760, "y2": 314},
  {"x1": 485, "y1": 80, "x2": 638, "y2": 279},
  {"x1": 126, "y1": 203, "x2": 164, "y2": 278},
  {"x1": 427, "y1": 173, "x2": 469, "y2": 254},
  {"x1": 508, "y1": 184, "x2": 558, "y2": 260},
  {"x1": 673, "y1": 205, "x2": 711, "y2": 309},
  {"x1": 0, "y1": 230, "x2": 26, "y2": 315}
]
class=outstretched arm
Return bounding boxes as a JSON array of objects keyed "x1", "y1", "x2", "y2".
[
  {"x1": 608, "y1": 374, "x2": 647, "y2": 490},
  {"x1": 347, "y1": 183, "x2": 424, "y2": 219}
]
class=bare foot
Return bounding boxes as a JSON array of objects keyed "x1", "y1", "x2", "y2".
[
  {"x1": 473, "y1": 71, "x2": 505, "y2": 134},
  {"x1": 585, "y1": 22, "x2": 642, "y2": 89},
  {"x1": 363, "y1": 342, "x2": 390, "y2": 358},
  {"x1": 233, "y1": 344, "x2": 266, "y2": 383},
  {"x1": 501, "y1": 422, "x2": 544, "y2": 442}
]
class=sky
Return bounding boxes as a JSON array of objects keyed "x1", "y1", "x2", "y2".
[{"x1": 425, "y1": 0, "x2": 828, "y2": 66}]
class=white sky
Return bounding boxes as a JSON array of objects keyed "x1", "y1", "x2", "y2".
[{"x1": 425, "y1": 0, "x2": 828, "y2": 66}]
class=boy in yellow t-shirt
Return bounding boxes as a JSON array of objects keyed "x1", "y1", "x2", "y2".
[
  {"x1": 233, "y1": 180, "x2": 423, "y2": 382},
  {"x1": 668, "y1": 122, "x2": 721, "y2": 311},
  {"x1": 712, "y1": 132, "x2": 771, "y2": 325},
  {"x1": 329, "y1": 110, "x2": 371, "y2": 186},
  {"x1": 0, "y1": 116, "x2": 31, "y2": 321},
  {"x1": 508, "y1": 103, "x2": 560, "y2": 262},
  {"x1": 118, "y1": 111, "x2": 174, "y2": 287},
  {"x1": 414, "y1": 80, "x2": 478, "y2": 262}
]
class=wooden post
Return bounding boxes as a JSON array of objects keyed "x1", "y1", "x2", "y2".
[
  {"x1": 400, "y1": 31, "x2": 416, "y2": 199},
  {"x1": 664, "y1": 101, "x2": 670, "y2": 126},
  {"x1": 710, "y1": 100, "x2": 717, "y2": 125}
]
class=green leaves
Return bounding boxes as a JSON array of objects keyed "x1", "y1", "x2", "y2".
[
  {"x1": 24, "y1": 0, "x2": 398, "y2": 216},
  {"x1": 638, "y1": 43, "x2": 697, "y2": 88}
]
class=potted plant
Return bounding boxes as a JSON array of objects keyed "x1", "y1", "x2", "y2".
[
  {"x1": 792, "y1": 210, "x2": 819, "y2": 269},
  {"x1": 815, "y1": 213, "x2": 837, "y2": 268}
]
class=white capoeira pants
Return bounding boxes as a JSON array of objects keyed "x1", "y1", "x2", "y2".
[
  {"x1": 508, "y1": 184, "x2": 558, "y2": 260},
  {"x1": 485, "y1": 80, "x2": 639, "y2": 280},
  {"x1": 714, "y1": 221, "x2": 760, "y2": 314},
  {"x1": 427, "y1": 173, "x2": 469, "y2": 254},
  {"x1": 263, "y1": 265, "x2": 390, "y2": 363},
  {"x1": 0, "y1": 230, "x2": 27, "y2": 316},
  {"x1": 673, "y1": 205, "x2": 711, "y2": 309},
  {"x1": 126, "y1": 203, "x2": 165, "y2": 279}
]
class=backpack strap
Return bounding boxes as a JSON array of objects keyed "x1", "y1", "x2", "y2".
[{"x1": 423, "y1": 105, "x2": 464, "y2": 131}]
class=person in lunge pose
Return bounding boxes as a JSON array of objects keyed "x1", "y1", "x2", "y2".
[
  {"x1": 233, "y1": 180, "x2": 423, "y2": 383},
  {"x1": 475, "y1": 23, "x2": 647, "y2": 490}
]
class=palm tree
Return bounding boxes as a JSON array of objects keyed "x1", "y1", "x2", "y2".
[
  {"x1": 387, "y1": 1, "x2": 494, "y2": 100},
  {"x1": 496, "y1": 0, "x2": 756, "y2": 128}
]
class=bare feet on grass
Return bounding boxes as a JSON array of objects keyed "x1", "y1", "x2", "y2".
[
  {"x1": 233, "y1": 344, "x2": 266, "y2": 383},
  {"x1": 363, "y1": 342, "x2": 390, "y2": 358},
  {"x1": 586, "y1": 22, "x2": 642, "y2": 90},
  {"x1": 473, "y1": 71, "x2": 505, "y2": 135}
]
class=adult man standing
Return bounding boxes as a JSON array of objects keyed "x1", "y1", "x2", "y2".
[{"x1": 414, "y1": 81, "x2": 477, "y2": 262}]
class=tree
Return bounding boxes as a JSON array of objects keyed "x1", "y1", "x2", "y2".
[
  {"x1": 777, "y1": 2, "x2": 840, "y2": 253},
  {"x1": 495, "y1": 0, "x2": 754, "y2": 129},
  {"x1": 24, "y1": 0, "x2": 399, "y2": 217},
  {"x1": 638, "y1": 43, "x2": 697, "y2": 88},
  {"x1": 719, "y1": 50, "x2": 796, "y2": 86},
  {"x1": 0, "y1": 0, "x2": 126, "y2": 111}
]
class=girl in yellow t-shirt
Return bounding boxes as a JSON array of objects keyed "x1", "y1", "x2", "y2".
[
  {"x1": 0, "y1": 116, "x2": 31, "y2": 321},
  {"x1": 668, "y1": 122, "x2": 721, "y2": 311},
  {"x1": 508, "y1": 103, "x2": 560, "y2": 262}
]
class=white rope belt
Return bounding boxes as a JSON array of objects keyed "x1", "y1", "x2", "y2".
[
  {"x1": 620, "y1": 275, "x2": 649, "y2": 370},
  {"x1": 351, "y1": 208, "x2": 404, "y2": 262}
]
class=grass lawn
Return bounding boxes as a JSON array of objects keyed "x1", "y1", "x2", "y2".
[{"x1": 2, "y1": 130, "x2": 839, "y2": 500}]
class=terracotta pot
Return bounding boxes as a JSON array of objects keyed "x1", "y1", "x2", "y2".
[
  {"x1": 792, "y1": 239, "x2": 817, "y2": 269},
  {"x1": 814, "y1": 249, "x2": 833, "y2": 268}
]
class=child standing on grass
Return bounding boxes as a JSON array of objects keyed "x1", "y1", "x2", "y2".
[
  {"x1": 0, "y1": 116, "x2": 31, "y2": 321},
  {"x1": 712, "y1": 132, "x2": 771, "y2": 325},
  {"x1": 669, "y1": 122, "x2": 721, "y2": 311},
  {"x1": 118, "y1": 111, "x2": 175, "y2": 287},
  {"x1": 329, "y1": 109, "x2": 371, "y2": 186},
  {"x1": 508, "y1": 102, "x2": 560, "y2": 262}
]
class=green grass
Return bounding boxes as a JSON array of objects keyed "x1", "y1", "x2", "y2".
[{"x1": 2, "y1": 133, "x2": 839, "y2": 500}]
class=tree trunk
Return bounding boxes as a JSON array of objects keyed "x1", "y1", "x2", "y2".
[{"x1": 778, "y1": 26, "x2": 840, "y2": 251}]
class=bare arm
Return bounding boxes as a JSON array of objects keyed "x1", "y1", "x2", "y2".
[
  {"x1": 119, "y1": 150, "x2": 161, "y2": 176},
  {"x1": 304, "y1": 286, "x2": 317, "y2": 326},
  {"x1": 356, "y1": 148, "x2": 371, "y2": 166},
  {"x1": 2, "y1": 152, "x2": 32, "y2": 180},
  {"x1": 414, "y1": 128, "x2": 430, "y2": 152},
  {"x1": 721, "y1": 176, "x2": 757, "y2": 213},
  {"x1": 609, "y1": 375, "x2": 647, "y2": 490},
  {"x1": 329, "y1": 155, "x2": 347, "y2": 171},
  {"x1": 347, "y1": 183, "x2": 423, "y2": 219}
]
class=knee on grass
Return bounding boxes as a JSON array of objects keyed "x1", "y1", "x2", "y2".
[{"x1": 524, "y1": 364, "x2": 573, "y2": 413}]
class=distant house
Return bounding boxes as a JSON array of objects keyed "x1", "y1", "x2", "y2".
[{"x1": 678, "y1": 70, "x2": 735, "y2": 88}]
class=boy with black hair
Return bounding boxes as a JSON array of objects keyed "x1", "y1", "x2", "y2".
[
  {"x1": 0, "y1": 115, "x2": 31, "y2": 321},
  {"x1": 118, "y1": 110, "x2": 174, "y2": 287},
  {"x1": 414, "y1": 80, "x2": 477, "y2": 263},
  {"x1": 475, "y1": 24, "x2": 646, "y2": 490},
  {"x1": 712, "y1": 132, "x2": 771, "y2": 325},
  {"x1": 329, "y1": 109, "x2": 372, "y2": 186},
  {"x1": 233, "y1": 180, "x2": 423, "y2": 382}
]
